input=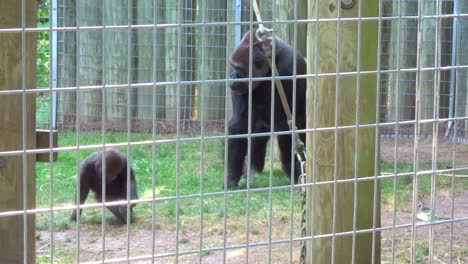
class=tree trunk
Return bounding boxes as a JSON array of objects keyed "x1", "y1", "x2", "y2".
[
  {"x1": 0, "y1": 0, "x2": 37, "y2": 262},
  {"x1": 305, "y1": 1, "x2": 380, "y2": 263}
]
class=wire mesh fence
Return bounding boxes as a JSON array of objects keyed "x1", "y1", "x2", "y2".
[
  {"x1": 37, "y1": 0, "x2": 468, "y2": 140},
  {"x1": 0, "y1": 0, "x2": 467, "y2": 263}
]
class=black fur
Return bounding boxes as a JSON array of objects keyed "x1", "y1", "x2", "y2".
[
  {"x1": 70, "y1": 148, "x2": 138, "y2": 224},
  {"x1": 226, "y1": 31, "x2": 307, "y2": 188}
]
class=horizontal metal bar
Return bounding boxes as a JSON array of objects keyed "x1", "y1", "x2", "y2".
[
  {"x1": 2, "y1": 63, "x2": 468, "y2": 96},
  {"x1": 3, "y1": 114, "x2": 468, "y2": 157},
  {"x1": 2, "y1": 163, "x2": 468, "y2": 218},
  {"x1": 68, "y1": 214, "x2": 468, "y2": 264},
  {"x1": 2, "y1": 12, "x2": 468, "y2": 34}
]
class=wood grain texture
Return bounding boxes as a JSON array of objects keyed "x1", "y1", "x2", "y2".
[
  {"x1": 0, "y1": 0, "x2": 38, "y2": 263},
  {"x1": 305, "y1": 1, "x2": 381, "y2": 263}
]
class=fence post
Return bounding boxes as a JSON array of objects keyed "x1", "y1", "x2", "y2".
[
  {"x1": 78, "y1": 0, "x2": 103, "y2": 127},
  {"x1": 305, "y1": 1, "x2": 381, "y2": 263},
  {"x1": 135, "y1": 0, "x2": 167, "y2": 125},
  {"x1": 198, "y1": 0, "x2": 227, "y2": 126},
  {"x1": 0, "y1": 0, "x2": 37, "y2": 263},
  {"x1": 57, "y1": 0, "x2": 77, "y2": 129}
]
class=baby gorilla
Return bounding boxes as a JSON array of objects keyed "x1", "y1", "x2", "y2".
[{"x1": 70, "y1": 148, "x2": 138, "y2": 224}]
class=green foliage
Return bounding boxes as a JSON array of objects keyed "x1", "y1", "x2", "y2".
[
  {"x1": 37, "y1": 0, "x2": 50, "y2": 88},
  {"x1": 36, "y1": 94, "x2": 50, "y2": 127},
  {"x1": 36, "y1": 1, "x2": 51, "y2": 128},
  {"x1": 38, "y1": 0, "x2": 50, "y2": 21}
]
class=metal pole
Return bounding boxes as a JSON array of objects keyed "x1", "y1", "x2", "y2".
[
  {"x1": 51, "y1": 0, "x2": 58, "y2": 129},
  {"x1": 446, "y1": 0, "x2": 458, "y2": 137}
]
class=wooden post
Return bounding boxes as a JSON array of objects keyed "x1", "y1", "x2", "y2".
[
  {"x1": 57, "y1": 0, "x2": 77, "y2": 129},
  {"x1": 387, "y1": 1, "x2": 418, "y2": 122},
  {"x1": 420, "y1": 2, "x2": 437, "y2": 135},
  {"x1": 305, "y1": 1, "x2": 380, "y2": 263},
  {"x1": 135, "y1": 0, "x2": 167, "y2": 125},
  {"x1": 199, "y1": 0, "x2": 227, "y2": 125},
  {"x1": 259, "y1": 0, "x2": 308, "y2": 55},
  {"x1": 78, "y1": 0, "x2": 103, "y2": 126},
  {"x1": 164, "y1": 0, "x2": 178, "y2": 121},
  {"x1": 456, "y1": 1, "x2": 468, "y2": 134},
  {"x1": 179, "y1": 0, "x2": 197, "y2": 128},
  {"x1": 0, "y1": 0, "x2": 37, "y2": 263},
  {"x1": 104, "y1": 0, "x2": 135, "y2": 130}
]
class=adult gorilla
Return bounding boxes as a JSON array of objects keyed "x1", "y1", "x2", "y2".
[{"x1": 226, "y1": 30, "x2": 306, "y2": 188}]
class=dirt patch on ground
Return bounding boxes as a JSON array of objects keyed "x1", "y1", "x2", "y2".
[
  {"x1": 380, "y1": 188, "x2": 468, "y2": 263},
  {"x1": 37, "y1": 216, "x2": 302, "y2": 264},
  {"x1": 36, "y1": 138, "x2": 468, "y2": 263},
  {"x1": 381, "y1": 136, "x2": 468, "y2": 165}
]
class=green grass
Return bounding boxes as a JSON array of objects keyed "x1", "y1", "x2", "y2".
[
  {"x1": 36, "y1": 131, "x2": 468, "y2": 229},
  {"x1": 35, "y1": 131, "x2": 295, "y2": 230},
  {"x1": 35, "y1": 131, "x2": 468, "y2": 263},
  {"x1": 380, "y1": 160, "x2": 468, "y2": 205}
]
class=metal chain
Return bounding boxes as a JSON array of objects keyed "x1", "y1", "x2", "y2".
[{"x1": 297, "y1": 149, "x2": 307, "y2": 264}]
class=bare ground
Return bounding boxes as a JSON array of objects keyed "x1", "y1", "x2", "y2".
[{"x1": 36, "y1": 137, "x2": 468, "y2": 263}]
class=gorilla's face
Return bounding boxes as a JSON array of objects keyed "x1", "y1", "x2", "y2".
[{"x1": 229, "y1": 32, "x2": 271, "y2": 95}]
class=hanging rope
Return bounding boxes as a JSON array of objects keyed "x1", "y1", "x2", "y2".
[
  {"x1": 251, "y1": 0, "x2": 305, "y2": 156},
  {"x1": 251, "y1": 1, "x2": 307, "y2": 263}
]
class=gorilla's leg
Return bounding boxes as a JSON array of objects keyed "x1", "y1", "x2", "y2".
[
  {"x1": 227, "y1": 136, "x2": 247, "y2": 188},
  {"x1": 248, "y1": 136, "x2": 269, "y2": 175},
  {"x1": 277, "y1": 134, "x2": 300, "y2": 184},
  {"x1": 70, "y1": 171, "x2": 91, "y2": 222}
]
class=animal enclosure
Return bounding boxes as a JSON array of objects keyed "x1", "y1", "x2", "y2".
[{"x1": 0, "y1": 0, "x2": 467, "y2": 263}]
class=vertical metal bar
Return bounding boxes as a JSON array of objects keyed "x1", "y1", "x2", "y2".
[
  {"x1": 222, "y1": 2, "x2": 234, "y2": 262},
  {"x1": 267, "y1": 43, "x2": 275, "y2": 263},
  {"x1": 20, "y1": 0, "x2": 28, "y2": 262},
  {"x1": 448, "y1": 1, "x2": 460, "y2": 262},
  {"x1": 351, "y1": 0, "x2": 363, "y2": 263},
  {"x1": 288, "y1": 0, "x2": 299, "y2": 262},
  {"x1": 49, "y1": 0, "x2": 57, "y2": 262},
  {"x1": 373, "y1": 1, "x2": 384, "y2": 263},
  {"x1": 245, "y1": 3, "x2": 254, "y2": 263},
  {"x1": 391, "y1": 0, "x2": 403, "y2": 263},
  {"x1": 175, "y1": 1, "x2": 182, "y2": 261},
  {"x1": 101, "y1": 0, "x2": 108, "y2": 262},
  {"x1": 429, "y1": 1, "x2": 442, "y2": 263},
  {"x1": 267, "y1": 4, "x2": 277, "y2": 263},
  {"x1": 75, "y1": 0, "x2": 82, "y2": 262},
  {"x1": 234, "y1": 0, "x2": 241, "y2": 42},
  {"x1": 126, "y1": 0, "x2": 132, "y2": 261},
  {"x1": 411, "y1": 0, "x2": 425, "y2": 262},
  {"x1": 223, "y1": 0, "x2": 231, "y2": 263},
  {"x1": 151, "y1": 1, "x2": 158, "y2": 263},
  {"x1": 331, "y1": 0, "x2": 343, "y2": 262},
  {"x1": 308, "y1": 0, "x2": 321, "y2": 261},
  {"x1": 446, "y1": 0, "x2": 458, "y2": 137},
  {"x1": 198, "y1": 1, "x2": 206, "y2": 262},
  {"x1": 51, "y1": 0, "x2": 58, "y2": 129}
]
